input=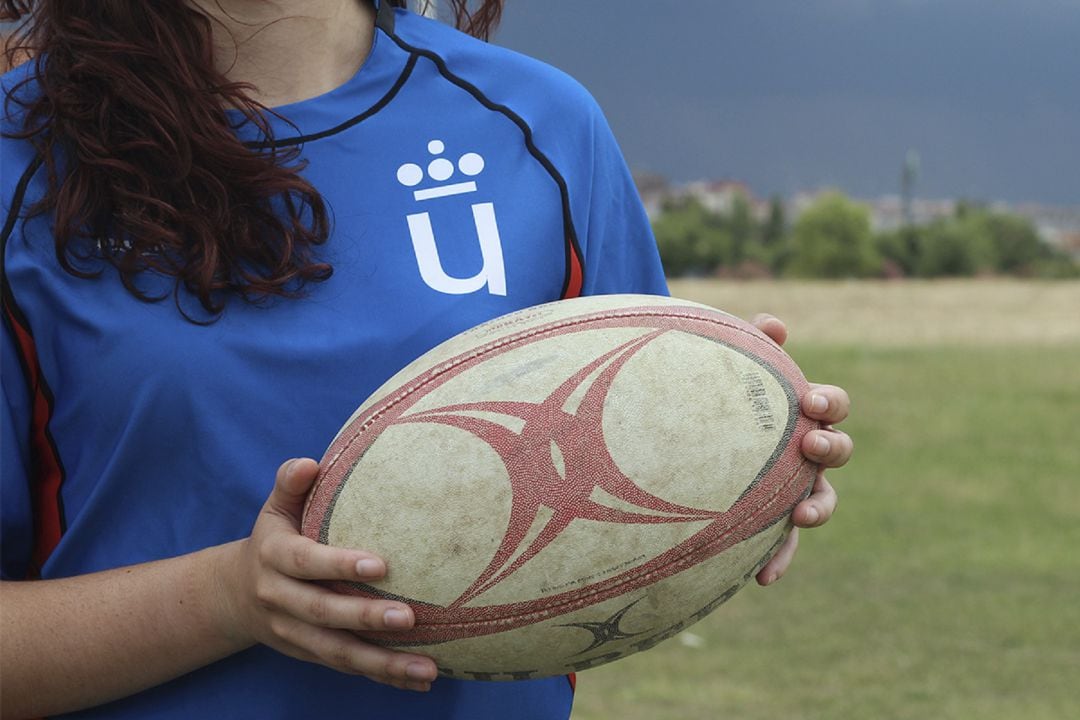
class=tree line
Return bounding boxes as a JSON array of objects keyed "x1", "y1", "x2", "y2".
[{"x1": 653, "y1": 191, "x2": 1079, "y2": 279}]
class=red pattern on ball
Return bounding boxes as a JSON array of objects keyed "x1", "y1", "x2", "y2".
[{"x1": 302, "y1": 305, "x2": 817, "y2": 644}]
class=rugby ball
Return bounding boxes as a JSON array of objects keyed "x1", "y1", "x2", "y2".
[{"x1": 301, "y1": 294, "x2": 819, "y2": 680}]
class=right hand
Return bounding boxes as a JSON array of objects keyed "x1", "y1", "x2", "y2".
[{"x1": 222, "y1": 458, "x2": 439, "y2": 692}]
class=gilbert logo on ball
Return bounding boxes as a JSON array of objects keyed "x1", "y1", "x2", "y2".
[{"x1": 301, "y1": 295, "x2": 819, "y2": 680}]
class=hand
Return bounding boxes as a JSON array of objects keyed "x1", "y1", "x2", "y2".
[
  {"x1": 221, "y1": 459, "x2": 439, "y2": 692},
  {"x1": 749, "y1": 314, "x2": 852, "y2": 586}
]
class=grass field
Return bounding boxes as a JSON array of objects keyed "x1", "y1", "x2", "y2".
[{"x1": 570, "y1": 280, "x2": 1080, "y2": 720}]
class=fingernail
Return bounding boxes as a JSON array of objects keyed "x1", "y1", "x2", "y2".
[
  {"x1": 810, "y1": 393, "x2": 828, "y2": 414},
  {"x1": 813, "y1": 436, "x2": 831, "y2": 456},
  {"x1": 406, "y1": 662, "x2": 434, "y2": 681},
  {"x1": 356, "y1": 559, "x2": 382, "y2": 576},
  {"x1": 805, "y1": 506, "x2": 820, "y2": 525},
  {"x1": 406, "y1": 660, "x2": 434, "y2": 686},
  {"x1": 384, "y1": 608, "x2": 411, "y2": 628}
]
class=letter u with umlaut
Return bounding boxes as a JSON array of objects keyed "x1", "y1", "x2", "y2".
[{"x1": 397, "y1": 140, "x2": 507, "y2": 296}]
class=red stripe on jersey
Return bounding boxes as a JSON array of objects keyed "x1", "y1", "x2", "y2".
[
  {"x1": 562, "y1": 233, "x2": 584, "y2": 299},
  {"x1": 567, "y1": 673, "x2": 577, "y2": 693},
  {"x1": 3, "y1": 304, "x2": 65, "y2": 577}
]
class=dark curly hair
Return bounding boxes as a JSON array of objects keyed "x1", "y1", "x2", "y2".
[{"x1": 1, "y1": 1, "x2": 504, "y2": 319}]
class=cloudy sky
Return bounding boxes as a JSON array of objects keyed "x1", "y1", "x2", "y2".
[{"x1": 495, "y1": 0, "x2": 1080, "y2": 206}]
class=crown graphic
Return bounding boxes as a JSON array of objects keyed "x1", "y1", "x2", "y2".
[{"x1": 396, "y1": 140, "x2": 485, "y2": 201}]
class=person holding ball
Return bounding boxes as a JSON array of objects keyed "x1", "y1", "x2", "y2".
[{"x1": 0, "y1": 1, "x2": 851, "y2": 718}]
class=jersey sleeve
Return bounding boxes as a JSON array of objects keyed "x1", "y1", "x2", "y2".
[
  {"x1": 1, "y1": 313, "x2": 34, "y2": 580},
  {"x1": 578, "y1": 104, "x2": 668, "y2": 298}
]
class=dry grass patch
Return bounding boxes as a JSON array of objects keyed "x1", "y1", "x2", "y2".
[{"x1": 668, "y1": 279, "x2": 1080, "y2": 347}]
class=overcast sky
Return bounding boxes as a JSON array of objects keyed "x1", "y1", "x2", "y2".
[{"x1": 495, "y1": 0, "x2": 1080, "y2": 206}]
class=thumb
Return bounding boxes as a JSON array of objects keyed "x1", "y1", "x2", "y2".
[{"x1": 264, "y1": 457, "x2": 321, "y2": 526}]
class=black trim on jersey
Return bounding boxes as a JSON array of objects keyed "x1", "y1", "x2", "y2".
[
  {"x1": 243, "y1": 53, "x2": 419, "y2": 151},
  {"x1": 1, "y1": 153, "x2": 71, "y2": 569},
  {"x1": 0, "y1": 154, "x2": 44, "y2": 271},
  {"x1": 1, "y1": 153, "x2": 45, "y2": 336},
  {"x1": 381, "y1": 31, "x2": 587, "y2": 298}
]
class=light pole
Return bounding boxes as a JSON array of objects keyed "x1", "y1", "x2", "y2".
[{"x1": 901, "y1": 149, "x2": 920, "y2": 228}]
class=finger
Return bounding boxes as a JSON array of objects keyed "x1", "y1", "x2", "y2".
[
  {"x1": 264, "y1": 576, "x2": 419, "y2": 632},
  {"x1": 262, "y1": 531, "x2": 388, "y2": 582},
  {"x1": 791, "y1": 472, "x2": 838, "y2": 528},
  {"x1": 803, "y1": 385, "x2": 851, "y2": 425},
  {"x1": 270, "y1": 617, "x2": 438, "y2": 690},
  {"x1": 801, "y1": 428, "x2": 854, "y2": 469},
  {"x1": 751, "y1": 313, "x2": 788, "y2": 346},
  {"x1": 756, "y1": 528, "x2": 799, "y2": 586},
  {"x1": 264, "y1": 458, "x2": 321, "y2": 524}
]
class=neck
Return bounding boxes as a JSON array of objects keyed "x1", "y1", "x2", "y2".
[{"x1": 191, "y1": 0, "x2": 377, "y2": 107}]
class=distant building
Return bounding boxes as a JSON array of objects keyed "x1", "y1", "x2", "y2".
[
  {"x1": 631, "y1": 171, "x2": 671, "y2": 221},
  {"x1": 1012, "y1": 204, "x2": 1080, "y2": 255},
  {"x1": 632, "y1": 172, "x2": 1080, "y2": 258},
  {"x1": 865, "y1": 195, "x2": 956, "y2": 232},
  {"x1": 681, "y1": 179, "x2": 761, "y2": 218}
]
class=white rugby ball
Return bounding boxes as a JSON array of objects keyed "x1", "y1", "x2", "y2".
[{"x1": 302, "y1": 294, "x2": 819, "y2": 680}]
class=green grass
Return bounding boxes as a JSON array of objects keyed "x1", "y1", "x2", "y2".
[{"x1": 571, "y1": 343, "x2": 1080, "y2": 720}]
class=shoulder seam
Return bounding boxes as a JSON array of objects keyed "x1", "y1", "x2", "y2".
[
  {"x1": 2, "y1": 152, "x2": 44, "y2": 305},
  {"x1": 383, "y1": 31, "x2": 586, "y2": 298}
]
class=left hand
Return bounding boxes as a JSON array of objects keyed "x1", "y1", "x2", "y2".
[{"x1": 749, "y1": 314, "x2": 852, "y2": 586}]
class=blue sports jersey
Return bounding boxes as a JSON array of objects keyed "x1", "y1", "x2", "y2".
[{"x1": 1, "y1": 2, "x2": 667, "y2": 718}]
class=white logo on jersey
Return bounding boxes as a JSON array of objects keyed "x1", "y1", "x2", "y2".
[{"x1": 396, "y1": 140, "x2": 507, "y2": 296}]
